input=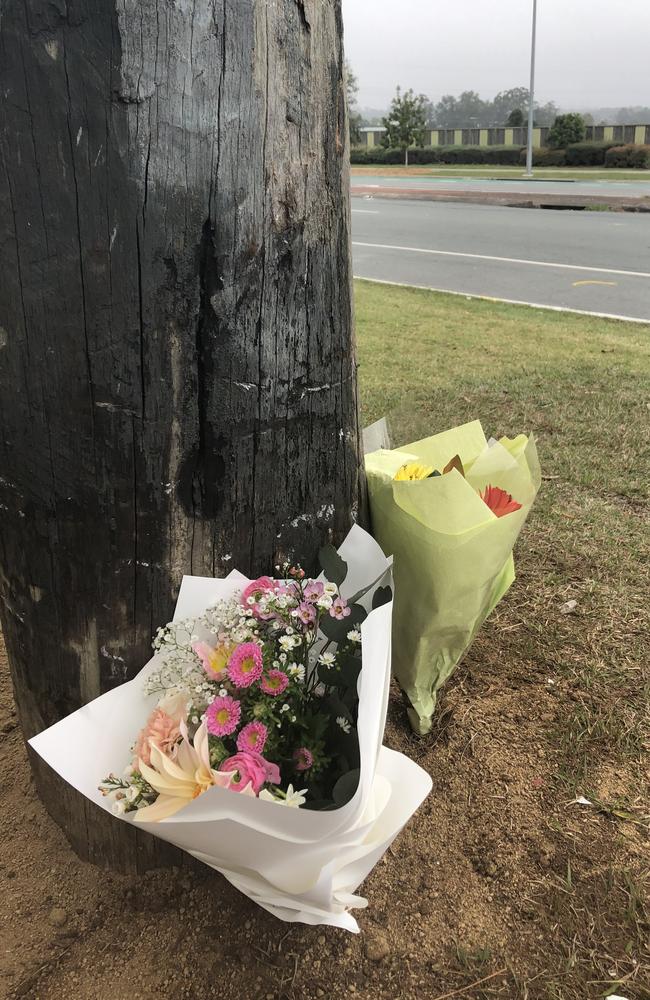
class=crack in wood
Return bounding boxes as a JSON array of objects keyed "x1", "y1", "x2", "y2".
[{"x1": 294, "y1": 0, "x2": 311, "y2": 32}]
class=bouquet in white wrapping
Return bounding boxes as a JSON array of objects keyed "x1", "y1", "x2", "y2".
[{"x1": 29, "y1": 525, "x2": 431, "y2": 932}]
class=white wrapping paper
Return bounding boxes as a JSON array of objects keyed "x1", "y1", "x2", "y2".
[{"x1": 29, "y1": 525, "x2": 432, "y2": 932}]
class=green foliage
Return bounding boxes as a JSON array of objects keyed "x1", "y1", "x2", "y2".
[
  {"x1": 318, "y1": 652, "x2": 361, "y2": 690},
  {"x1": 563, "y1": 141, "x2": 618, "y2": 166},
  {"x1": 604, "y1": 144, "x2": 650, "y2": 168},
  {"x1": 208, "y1": 736, "x2": 229, "y2": 767},
  {"x1": 547, "y1": 113, "x2": 586, "y2": 148},
  {"x1": 381, "y1": 87, "x2": 429, "y2": 164},
  {"x1": 332, "y1": 768, "x2": 360, "y2": 806},
  {"x1": 350, "y1": 144, "x2": 526, "y2": 166},
  {"x1": 319, "y1": 603, "x2": 367, "y2": 643},
  {"x1": 492, "y1": 87, "x2": 530, "y2": 124},
  {"x1": 346, "y1": 62, "x2": 363, "y2": 146},
  {"x1": 350, "y1": 147, "x2": 407, "y2": 165},
  {"x1": 518, "y1": 146, "x2": 566, "y2": 166},
  {"x1": 437, "y1": 145, "x2": 523, "y2": 165},
  {"x1": 506, "y1": 108, "x2": 525, "y2": 127},
  {"x1": 372, "y1": 586, "x2": 392, "y2": 610},
  {"x1": 435, "y1": 89, "x2": 486, "y2": 126},
  {"x1": 432, "y1": 87, "x2": 557, "y2": 127},
  {"x1": 318, "y1": 543, "x2": 347, "y2": 586}
]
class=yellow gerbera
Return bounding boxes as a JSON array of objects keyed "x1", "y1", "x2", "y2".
[{"x1": 394, "y1": 462, "x2": 434, "y2": 482}]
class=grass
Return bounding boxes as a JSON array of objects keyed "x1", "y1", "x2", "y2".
[
  {"x1": 351, "y1": 164, "x2": 650, "y2": 183},
  {"x1": 356, "y1": 279, "x2": 650, "y2": 999}
]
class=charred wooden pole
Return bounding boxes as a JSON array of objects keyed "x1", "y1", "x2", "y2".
[{"x1": 0, "y1": 0, "x2": 362, "y2": 869}]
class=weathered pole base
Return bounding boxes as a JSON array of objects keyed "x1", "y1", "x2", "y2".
[
  {"x1": 31, "y1": 752, "x2": 185, "y2": 873},
  {"x1": 1, "y1": 1, "x2": 360, "y2": 874}
]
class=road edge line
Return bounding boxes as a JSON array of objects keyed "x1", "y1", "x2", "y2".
[{"x1": 353, "y1": 276, "x2": 650, "y2": 325}]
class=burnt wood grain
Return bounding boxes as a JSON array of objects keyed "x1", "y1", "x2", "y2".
[{"x1": 0, "y1": 0, "x2": 361, "y2": 869}]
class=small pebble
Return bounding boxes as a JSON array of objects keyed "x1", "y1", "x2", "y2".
[
  {"x1": 49, "y1": 907, "x2": 68, "y2": 928},
  {"x1": 364, "y1": 928, "x2": 390, "y2": 962}
]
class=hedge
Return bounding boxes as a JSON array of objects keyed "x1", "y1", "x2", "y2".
[
  {"x1": 518, "y1": 147, "x2": 566, "y2": 166},
  {"x1": 436, "y1": 145, "x2": 523, "y2": 165},
  {"x1": 604, "y1": 144, "x2": 650, "y2": 168},
  {"x1": 350, "y1": 147, "x2": 407, "y2": 165},
  {"x1": 349, "y1": 142, "x2": 650, "y2": 168},
  {"x1": 349, "y1": 145, "x2": 525, "y2": 166},
  {"x1": 564, "y1": 141, "x2": 619, "y2": 166}
]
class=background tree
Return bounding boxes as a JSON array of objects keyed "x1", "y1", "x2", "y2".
[
  {"x1": 534, "y1": 100, "x2": 560, "y2": 126},
  {"x1": 547, "y1": 112, "x2": 586, "y2": 148},
  {"x1": 0, "y1": 0, "x2": 362, "y2": 870},
  {"x1": 614, "y1": 106, "x2": 650, "y2": 124},
  {"x1": 431, "y1": 87, "x2": 559, "y2": 128},
  {"x1": 346, "y1": 62, "x2": 364, "y2": 146},
  {"x1": 506, "y1": 108, "x2": 525, "y2": 127},
  {"x1": 433, "y1": 90, "x2": 486, "y2": 127},
  {"x1": 382, "y1": 87, "x2": 429, "y2": 164},
  {"x1": 492, "y1": 87, "x2": 531, "y2": 125}
]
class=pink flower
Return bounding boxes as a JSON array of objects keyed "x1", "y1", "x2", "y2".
[
  {"x1": 241, "y1": 577, "x2": 277, "y2": 619},
  {"x1": 205, "y1": 695, "x2": 241, "y2": 737},
  {"x1": 293, "y1": 747, "x2": 314, "y2": 772},
  {"x1": 303, "y1": 581, "x2": 324, "y2": 603},
  {"x1": 260, "y1": 670, "x2": 289, "y2": 696},
  {"x1": 220, "y1": 751, "x2": 281, "y2": 794},
  {"x1": 227, "y1": 642, "x2": 264, "y2": 688},
  {"x1": 329, "y1": 597, "x2": 351, "y2": 620},
  {"x1": 192, "y1": 641, "x2": 234, "y2": 681},
  {"x1": 295, "y1": 601, "x2": 316, "y2": 625},
  {"x1": 237, "y1": 721, "x2": 268, "y2": 754},
  {"x1": 134, "y1": 709, "x2": 182, "y2": 768}
]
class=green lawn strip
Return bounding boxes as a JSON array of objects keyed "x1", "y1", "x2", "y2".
[
  {"x1": 356, "y1": 277, "x2": 650, "y2": 994},
  {"x1": 356, "y1": 275, "x2": 650, "y2": 798},
  {"x1": 351, "y1": 165, "x2": 650, "y2": 183}
]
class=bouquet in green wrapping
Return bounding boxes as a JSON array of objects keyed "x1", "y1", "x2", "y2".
[{"x1": 365, "y1": 420, "x2": 541, "y2": 735}]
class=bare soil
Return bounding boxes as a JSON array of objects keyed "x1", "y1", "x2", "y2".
[{"x1": 1, "y1": 600, "x2": 648, "y2": 1000}]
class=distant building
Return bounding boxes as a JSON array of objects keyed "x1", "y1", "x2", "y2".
[{"x1": 358, "y1": 124, "x2": 650, "y2": 149}]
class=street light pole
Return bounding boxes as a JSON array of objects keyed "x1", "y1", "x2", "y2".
[{"x1": 524, "y1": 0, "x2": 538, "y2": 177}]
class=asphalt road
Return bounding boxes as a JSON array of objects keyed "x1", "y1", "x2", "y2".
[
  {"x1": 351, "y1": 197, "x2": 650, "y2": 321},
  {"x1": 352, "y1": 174, "x2": 650, "y2": 199}
]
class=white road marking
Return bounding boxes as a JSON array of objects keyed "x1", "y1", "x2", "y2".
[
  {"x1": 351, "y1": 209, "x2": 379, "y2": 215},
  {"x1": 352, "y1": 240, "x2": 650, "y2": 279},
  {"x1": 353, "y1": 275, "x2": 650, "y2": 324}
]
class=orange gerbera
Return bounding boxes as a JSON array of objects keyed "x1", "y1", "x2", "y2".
[{"x1": 480, "y1": 485, "x2": 522, "y2": 518}]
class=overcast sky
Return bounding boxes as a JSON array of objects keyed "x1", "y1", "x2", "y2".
[{"x1": 342, "y1": 0, "x2": 650, "y2": 110}]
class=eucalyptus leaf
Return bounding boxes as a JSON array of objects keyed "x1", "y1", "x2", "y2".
[
  {"x1": 319, "y1": 603, "x2": 367, "y2": 642},
  {"x1": 337, "y1": 653, "x2": 361, "y2": 688},
  {"x1": 318, "y1": 544, "x2": 348, "y2": 586},
  {"x1": 317, "y1": 653, "x2": 361, "y2": 691},
  {"x1": 323, "y1": 692, "x2": 353, "y2": 724},
  {"x1": 317, "y1": 662, "x2": 343, "y2": 687},
  {"x1": 333, "y1": 768, "x2": 360, "y2": 806},
  {"x1": 372, "y1": 585, "x2": 393, "y2": 610},
  {"x1": 330, "y1": 728, "x2": 360, "y2": 768},
  {"x1": 347, "y1": 567, "x2": 391, "y2": 606}
]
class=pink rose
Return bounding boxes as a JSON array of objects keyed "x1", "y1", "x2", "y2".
[
  {"x1": 220, "y1": 751, "x2": 281, "y2": 795},
  {"x1": 241, "y1": 576, "x2": 277, "y2": 619}
]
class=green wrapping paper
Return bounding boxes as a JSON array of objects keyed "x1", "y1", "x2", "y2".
[{"x1": 365, "y1": 420, "x2": 541, "y2": 735}]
